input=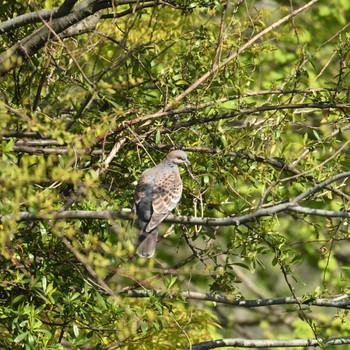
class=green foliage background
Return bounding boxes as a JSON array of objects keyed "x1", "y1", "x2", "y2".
[{"x1": 1, "y1": 0, "x2": 350, "y2": 348}]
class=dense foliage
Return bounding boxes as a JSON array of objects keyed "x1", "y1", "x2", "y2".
[{"x1": 1, "y1": 0, "x2": 350, "y2": 349}]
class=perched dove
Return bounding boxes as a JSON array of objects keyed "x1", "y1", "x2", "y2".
[{"x1": 134, "y1": 150, "x2": 190, "y2": 258}]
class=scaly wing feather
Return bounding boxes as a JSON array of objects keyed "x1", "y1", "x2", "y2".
[{"x1": 146, "y1": 172, "x2": 183, "y2": 232}]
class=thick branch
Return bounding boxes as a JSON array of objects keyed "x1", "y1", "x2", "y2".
[
  {"x1": 2, "y1": 171, "x2": 350, "y2": 224},
  {"x1": 0, "y1": 0, "x2": 153, "y2": 33},
  {"x1": 0, "y1": 0, "x2": 170, "y2": 75},
  {"x1": 0, "y1": 0, "x2": 97, "y2": 76},
  {"x1": 1, "y1": 206, "x2": 290, "y2": 225},
  {"x1": 0, "y1": 0, "x2": 78, "y2": 33},
  {"x1": 3, "y1": 204, "x2": 350, "y2": 225},
  {"x1": 188, "y1": 337, "x2": 350, "y2": 350},
  {"x1": 121, "y1": 290, "x2": 350, "y2": 309},
  {"x1": 290, "y1": 205, "x2": 350, "y2": 218}
]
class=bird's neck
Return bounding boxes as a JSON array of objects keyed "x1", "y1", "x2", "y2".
[{"x1": 164, "y1": 159, "x2": 177, "y2": 168}]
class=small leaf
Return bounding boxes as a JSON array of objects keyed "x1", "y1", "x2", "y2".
[
  {"x1": 73, "y1": 324, "x2": 79, "y2": 337},
  {"x1": 312, "y1": 129, "x2": 320, "y2": 140},
  {"x1": 42, "y1": 276, "x2": 47, "y2": 292},
  {"x1": 155, "y1": 129, "x2": 161, "y2": 145},
  {"x1": 168, "y1": 276, "x2": 177, "y2": 289},
  {"x1": 14, "y1": 332, "x2": 29, "y2": 343},
  {"x1": 141, "y1": 322, "x2": 148, "y2": 335}
]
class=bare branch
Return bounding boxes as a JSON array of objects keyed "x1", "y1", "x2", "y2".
[
  {"x1": 60, "y1": 11, "x2": 102, "y2": 37},
  {"x1": 0, "y1": 0, "x2": 78, "y2": 33},
  {"x1": 290, "y1": 205, "x2": 350, "y2": 218},
  {"x1": 2, "y1": 171, "x2": 350, "y2": 225},
  {"x1": 1, "y1": 205, "x2": 293, "y2": 225},
  {"x1": 293, "y1": 171, "x2": 350, "y2": 202},
  {"x1": 0, "y1": 0, "x2": 97, "y2": 76},
  {"x1": 12, "y1": 145, "x2": 74, "y2": 155},
  {"x1": 121, "y1": 290, "x2": 350, "y2": 309},
  {"x1": 3, "y1": 203, "x2": 350, "y2": 226},
  {"x1": 95, "y1": 101, "x2": 350, "y2": 143},
  {"x1": 188, "y1": 336, "x2": 350, "y2": 349},
  {"x1": 0, "y1": 0, "x2": 155, "y2": 33}
]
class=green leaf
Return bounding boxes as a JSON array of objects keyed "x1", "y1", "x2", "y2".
[
  {"x1": 168, "y1": 276, "x2": 177, "y2": 289},
  {"x1": 73, "y1": 324, "x2": 79, "y2": 337},
  {"x1": 42, "y1": 276, "x2": 47, "y2": 292},
  {"x1": 155, "y1": 129, "x2": 161, "y2": 144},
  {"x1": 14, "y1": 332, "x2": 29, "y2": 343}
]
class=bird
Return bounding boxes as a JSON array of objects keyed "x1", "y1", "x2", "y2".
[{"x1": 133, "y1": 150, "x2": 190, "y2": 258}]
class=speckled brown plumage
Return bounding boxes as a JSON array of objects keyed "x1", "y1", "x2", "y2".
[{"x1": 134, "y1": 150, "x2": 189, "y2": 258}]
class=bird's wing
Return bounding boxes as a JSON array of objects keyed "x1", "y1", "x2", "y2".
[
  {"x1": 134, "y1": 169, "x2": 155, "y2": 223},
  {"x1": 146, "y1": 172, "x2": 183, "y2": 232}
]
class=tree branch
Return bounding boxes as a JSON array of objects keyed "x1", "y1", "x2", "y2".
[
  {"x1": 95, "y1": 101, "x2": 350, "y2": 143},
  {"x1": 0, "y1": 0, "x2": 79, "y2": 33},
  {"x1": 0, "y1": 0, "x2": 154, "y2": 33},
  {"x1": 0, "y1": 0, "x2": 171, "y2": 75},
  {"x1": 120, "y1": 290, "x2": 350, "y2": 309},
  {"x1": 161, "y1": 0, "x2": 319, "y2": 112},
  {"x1": 0, "y1": 0, "x2": 97, "y2": 76},
  {"x1": 4, "y1": 141, "x2": 312, "y2": 176},
  {"x1": 293, "y1": 171, "x2": 350, "y2": 202},
  {"x1": 188, "y1": 336, "x2": 350, "y2": 349},
  {"x1": 2, "y1": 171, "x2": 350, "y2": 225},
  {"x1": 3, "y1": 204, "x2": 350, "y2": 225},
  {"x1": 290, "y1": 205, "x2": 350, "y2": 218},
  {"x1": 1, "y1": 206, "x2": 290, "y2": 225}
]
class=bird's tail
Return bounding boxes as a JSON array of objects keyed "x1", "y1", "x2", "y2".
[{"x1": 136, "y1": 228, "x2": 158, "y2": 258}]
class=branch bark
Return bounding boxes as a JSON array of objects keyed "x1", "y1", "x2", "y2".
[
  {"x1": 95, "y1": 101, "x2": 350, "y2": 143},
  {"x1": 188, "y1": 336, "x2": 350, "y2": 349},
  {"x1": 0, "y1": 0, "x2": 78, "y2": 33},
  {"x1": 121, "y1": 290, "x2": 350, "y2": 309},
  {"x1": 0, "y1": 0, "x2": 171, "y2": 76},
  {"x1": 0, "y1": 0, "x2": 97, "y2": 76},
  {"x1": 3, "y1": 204, "x2": 350, "y2": 225},
  {"x1": 0, "y1": 0, "x2": 152, "y2": 33},
  {"x1": 2, "y1": 172, "x2": 350, "y2": 225}
]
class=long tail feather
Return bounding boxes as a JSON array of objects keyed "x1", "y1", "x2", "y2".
[{"x1": 136, "y1": 228, "x2": 158, "y2": 258}]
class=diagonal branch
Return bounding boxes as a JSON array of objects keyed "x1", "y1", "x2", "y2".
[
  {"x1": 0, "y1": 0, "x2": 78, "y2": 33},
  {"x1": 160, "y1": 0, "x2": 319, "y2": 112},
  {"x1": 0, "y1": 0, "x2": 97, "y2": 76},
  {"x1": 0, "y1": 0, "x2": 154, "y2": 33},
  {"x1": 293, "y1": 171, "x2": 350, "y2": 202}
]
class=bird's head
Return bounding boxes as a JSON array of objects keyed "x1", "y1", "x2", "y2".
[{"x1": 166, "y1": 150, "x2": 190, "y2": 165}]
